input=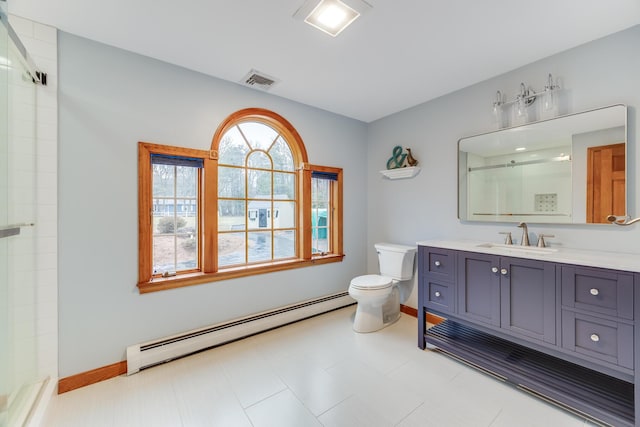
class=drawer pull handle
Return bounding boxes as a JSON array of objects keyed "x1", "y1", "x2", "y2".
[
  {"x1": 590, "y1": 334, "x2": 600, "y2": 342},
  {"x1": 434, "y1": 291, "x2": 441, "y2": 297},
  {"x1": 491, "y1": 267, "x2": 499, "y2": 273},
  {"x1": 590, "y1": 288, "x2": 599, "y2": 296},
  {"x1": 434, "y1": 261, "x2": 441, "y2": 267},
  {"x1": 500, "y1": 268, "x2": 508, "y2": 275}
]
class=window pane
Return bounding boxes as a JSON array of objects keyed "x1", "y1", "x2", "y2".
[
  {"x1": 238, "y1": 122, "x2": 278, "y2": 151},
  {"x1": 274, "y1": 172, "x2": 295, "y2": 199},
  {"x1": 218, "y1": 166, "x2": 245, "y2": 198},
  {"x1": 312, "y1": 176, "x2": 331, "y2": 255},
  {"x1": 218, "y1": 200, "x2": 246, "y2": 231},
  {"x1": 151, "y1": 159, "x2": 201, "y2": 274},
  {"x1": 247, "y1": 151, "x2": 272, "y2": 169},
  {"x1": 247, "y1": 201, "x2": 271, "y2": 230},
  {"x1": 218, "y1": 232, "x2": 246, "y2": 267},
  {"x1": 176, "y1": 166, "x2": 197, "y2": 197},
  {"x1": 153, "y1": 164, "x2": 174, "y2": 197},
  {"x1": 274, "y1": 230, "x2": 295, "y2": 260},
  {"x1": 153, "y1": 234, "x2": 176, "y2": 273},
  {"x1": 270, "y1": 137, "x2": 294, "y2": 171},
  {"x1": 219, "y1": 126, "x2": 249, "y2": 166},
  {"x1": 176, "y1": 233, "x2": 197, "y2": 271},
  {"x1": 273, "y1": 201, "x2": 295, "y2": 229},
  {"x1": 247, "y1": 169, "x2": 272, "y2": 199},
  {"x1": 248, "y1": 231, "x2": 272, "y2": 263},
  {"x1": 153, "y1": 198, "x2": 174, "y2": 217},
  {"x1": 312, "y1": 178, "x2": 329, "y2": 204}
]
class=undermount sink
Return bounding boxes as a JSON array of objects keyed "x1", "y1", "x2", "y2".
[{"x1": 476, "y1": 243, "x2": 558, "y2": 254}]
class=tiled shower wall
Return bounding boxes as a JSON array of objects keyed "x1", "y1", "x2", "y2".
[{"x1": 9, "y1": 14, "x2": 58, "y2": 386}]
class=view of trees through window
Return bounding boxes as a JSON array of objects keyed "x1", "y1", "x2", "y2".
[
  {"x1": 311, "y1": 177, "x2": 330, "y2": 254},
  {"x1": 217, "y1": 122, "x2": 297, "y2": 267},
  {"x1": 138, "y1": 109, "x2": 343, "y2": 291},
  {"x1": 152, "y1": 163, "x2": 199, "y2": 273}
]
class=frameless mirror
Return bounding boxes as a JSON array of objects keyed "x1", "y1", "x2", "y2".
[{"x1": 458, "y1": 104, "x2": 627, "y2": 224}]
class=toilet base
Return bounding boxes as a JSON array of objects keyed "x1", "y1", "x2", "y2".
[{"x1": 352, "y1": 287, "x2": 401, "y2": 333}]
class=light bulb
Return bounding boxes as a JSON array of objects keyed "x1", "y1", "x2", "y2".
[
  {"x1": 541, "y1": 74, "x2": 559, "y2": 117},
  {"x1": 492, "y1": 90, "x2": 503, "y2": 127}
]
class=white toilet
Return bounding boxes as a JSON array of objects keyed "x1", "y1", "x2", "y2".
[{"x1": 348, "y1": 243, "x2": 417, "y2": 333}]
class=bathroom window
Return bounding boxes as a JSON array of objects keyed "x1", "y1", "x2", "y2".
[
  {"x1": 151, "y1": 154, "x2": 201, "y2": 274},
  {"x1": 137, "y1": 108, "x2": 343, "y2": 293},
  {"x1": 310, "y1": 167, "x2": 342, "y2": 256},
  {"x1": 216, "y1": 118, "x2": 298, "y2": 267}
]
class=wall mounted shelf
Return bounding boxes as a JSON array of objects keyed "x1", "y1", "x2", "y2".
[{"x1": 379, "y1": 166, "x2": 420, "y2": 180}]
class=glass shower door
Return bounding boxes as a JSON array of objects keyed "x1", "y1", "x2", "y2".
[{"x1": 0, "y1": 9, "x2": 40, "y2": 427}]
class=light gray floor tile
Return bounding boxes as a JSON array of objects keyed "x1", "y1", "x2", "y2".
[
  {"x1": 245, "y1": 389, "x2": 321, "y2": 427},
  {"x1": 42, "y1": 306, "x2": 595, "y2": 427},
  {"x1": 318, "y1": 395, "x2": 394, "y2": 427}
]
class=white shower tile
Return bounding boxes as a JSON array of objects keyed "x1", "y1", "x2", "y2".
[
  {"x1": 9, "y1": 15, "x2": 34, "y2": 37},
  {"x1": 34, "y1": 23, "x2": 57, "y2": 43}
]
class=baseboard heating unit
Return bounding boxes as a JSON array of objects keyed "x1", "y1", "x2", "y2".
[{"x1": 126, "y1": 292, "x2": 354, "y2": 375}]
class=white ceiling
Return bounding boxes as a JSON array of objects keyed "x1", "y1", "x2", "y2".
[{"x1": 9, "y1": 0, "x2": 640, "y2": 122}]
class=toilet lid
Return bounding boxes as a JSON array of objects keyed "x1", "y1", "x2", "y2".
[{"x1": 350, "y1": 274, "x2": 393, "y2": 290}]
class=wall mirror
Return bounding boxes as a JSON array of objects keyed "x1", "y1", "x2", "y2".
[{"x1": 458, "y1": 104, "x2": 627, "y2": 224}]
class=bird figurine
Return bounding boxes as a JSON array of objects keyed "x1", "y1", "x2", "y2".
[{"x1": 405, "y1": 148, "x2": 418, "y2": 166}]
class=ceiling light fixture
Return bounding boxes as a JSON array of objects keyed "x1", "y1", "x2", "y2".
[{"x1": 293, "y1": 0, "x2": 372, "y2": 37}]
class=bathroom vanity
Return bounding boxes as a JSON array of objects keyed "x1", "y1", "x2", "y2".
[{"x1": 417, "y1": 240, "x2": 639, "y2": 426}]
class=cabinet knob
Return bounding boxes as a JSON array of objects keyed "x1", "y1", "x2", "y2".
[
  {"x1": 590, "y1": 334, "x2": 600, "y2": 342},
  {"x1": 491, "y1": 267, "x2": 499, "y2": 273},
  {"x1": 500, "y1": 268, "x2": 508, "y2": 275},
  {"x1": 590, "y1": 288, "x2": 599, "y2": 296},
  {"x1": 434, "y1": 261, "x2": 441, "y2": 267},
  {"x1": 434, "y1": 291, "x2": 441, "y2": 297}
]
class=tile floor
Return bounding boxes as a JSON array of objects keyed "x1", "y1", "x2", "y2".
[{"x1": 43, "y1": 306, "x2": 596, "y2": 426}]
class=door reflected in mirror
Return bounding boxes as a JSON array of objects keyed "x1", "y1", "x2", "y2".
[{"x1": 458, "y1": 104, "x2": 626, "y2": 224}]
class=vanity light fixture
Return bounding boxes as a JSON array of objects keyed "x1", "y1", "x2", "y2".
[
  {"x1": 493, "y1": 73, "x2": 561, "y2": 126},
  {"x1": 293, "y1": 0, "x2": 372, "y2": 37}
]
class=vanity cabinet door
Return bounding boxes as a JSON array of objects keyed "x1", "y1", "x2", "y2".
[
  {"x1": 457, "y1": 252, "x2": 501, "y2": 327},
  {"x1": 500, "y1": 257, "x2": 557, "y2": 345}
]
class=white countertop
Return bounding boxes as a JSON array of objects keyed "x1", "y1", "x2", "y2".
[{"x1": 417, "y1": 239, "x2": 640, "y2": 273}]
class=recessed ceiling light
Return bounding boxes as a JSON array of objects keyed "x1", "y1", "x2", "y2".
[
  {"x1": 515, "y1": 147, "x2": 527, "y2": 151},
  {"x1": 294, "y1": 0, "x2": 371, "y2": 37}
]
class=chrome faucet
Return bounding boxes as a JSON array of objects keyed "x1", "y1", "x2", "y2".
[{"x1": 517, "y1": 222, "x2": 530, "y2": 246}]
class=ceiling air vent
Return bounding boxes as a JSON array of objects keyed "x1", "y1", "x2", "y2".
[{"x1": 240, "y1": 69, "x2": 279, "y2": 91}]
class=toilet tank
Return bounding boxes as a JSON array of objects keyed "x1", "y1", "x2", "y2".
[{"x1": 375, "y1": 243, "x2": 417, "y2": 280}]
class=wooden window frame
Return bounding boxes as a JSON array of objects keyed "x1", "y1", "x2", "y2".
[
  {"x1": 303, "y1": 164, "x2": 343, "y2": 259},
  {"x1": 138, "y1": 109, "x2": 344, "y2": 294}
]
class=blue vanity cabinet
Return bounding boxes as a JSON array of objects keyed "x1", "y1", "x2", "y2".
[
  {"x1": 457, "y1": 251, "x2": 556, "y2": 344},
  {"x1": 418, "y1": 246, "x2": 456, "y2": 349},
  {"x1": 419, "y1": 243, "x2": 638, "y2": 426},
  {"x1": 561, "y1": 266, "x2": 635, "y2": 370}
]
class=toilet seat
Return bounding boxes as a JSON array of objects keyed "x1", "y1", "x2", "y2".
[{"x1": 350, "y1": 274, "x2": 393, "y2": 290}]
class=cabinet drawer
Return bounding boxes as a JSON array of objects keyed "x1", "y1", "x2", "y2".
[
  {"x1": 421, "y1": 247, "x2": 455, "y2": 281},
  {"x1": 422, "y1": 280, "x2": 454, "y2": 314},
  {"x1": 562, "y1": 310, "x2": 633, "y2": 370},
  {"x1": 561, "y1": 266, "x2": 633, "y2": 320}
]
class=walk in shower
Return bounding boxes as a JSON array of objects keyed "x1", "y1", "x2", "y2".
[{"x1": 1, "y1": 6, "x2": 44, "y2": 427}]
